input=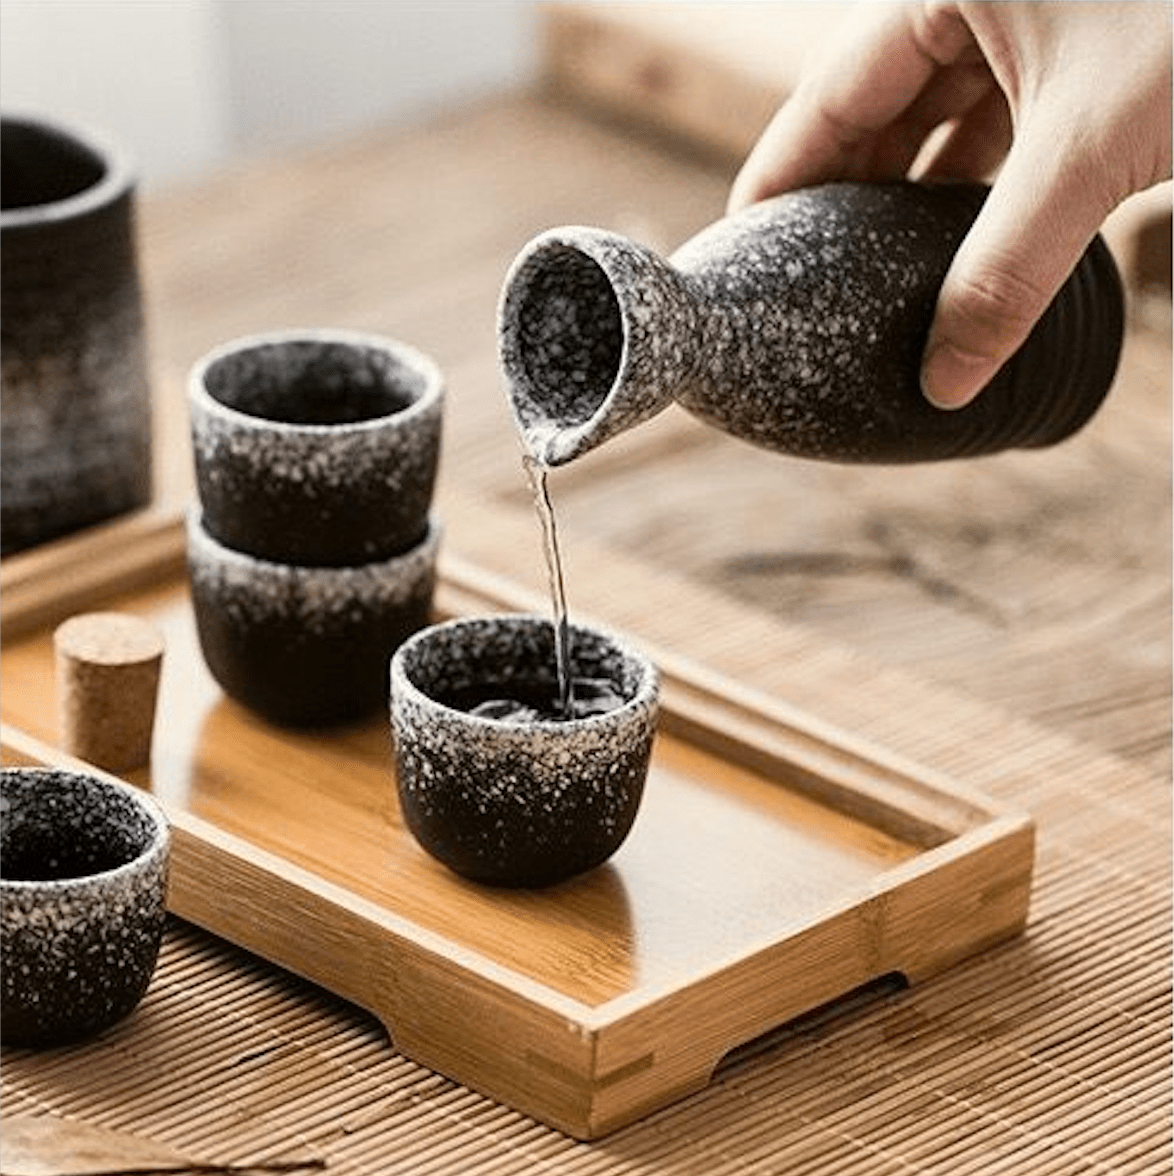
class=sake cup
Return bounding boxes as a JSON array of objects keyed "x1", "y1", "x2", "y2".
[
  {"x1": 1, "y1": 767, "x2": 169, "y2": 1048},
  {"x1": 187, "y1": 510, "x2": 440, "y2": 727},
  {"x1": 390, "y1": 613, "x2": 659, "y2": 887},
  {"x1": 189, "y1": 328, "x2": 443, "y2": 566}
]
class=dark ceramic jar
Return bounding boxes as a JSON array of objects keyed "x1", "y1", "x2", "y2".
[
  {"x1": 390, "y1": 614, "x2": 659, "y2": 888},
  {"x1": 1, "y1": 113, "x2": 152, "y2": 554},
  {"x1": 499, "y1": 181, "x2": 1124, "y2": 466},
  {"x1": 1, "y1": 767, "x2": 169, "y2": 1048},
  {"x1": 189, "y1": 329, "x2": 443, "y2": 567},
  {"x1": 188, "y1": 510, "x2": 440, "y2": 727}
]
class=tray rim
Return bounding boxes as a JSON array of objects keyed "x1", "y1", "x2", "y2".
[
  {"x1": 0, "y1": 505, "x2": 1036, "y2": 1137},
  {"x1": 0, "y1": 723, "x2": 1032, "y2": 1026},
  {"x1": 0, "y1": 722, "x2": 602, "y2": 1023},
  {"x1": 0, "y1": 503, "x2": 1015, "y2": 842}
]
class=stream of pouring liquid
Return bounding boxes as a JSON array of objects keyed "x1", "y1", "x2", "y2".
[
  {"x1": 467, "y1": 425, "x2": 625, "y2": 722},
  {"x1": 524, "y1": 453, "x2": 574, "y2": 718}
]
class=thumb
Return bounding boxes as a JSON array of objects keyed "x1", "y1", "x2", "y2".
[{"x1": 920, "y1": 137, "x2": 1117, "y2": 410}]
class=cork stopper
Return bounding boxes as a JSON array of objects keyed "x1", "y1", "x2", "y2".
[{"x1": 54, "y1": 612, "x2": 164, "y2": 773}]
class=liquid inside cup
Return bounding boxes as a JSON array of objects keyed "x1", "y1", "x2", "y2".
[
  {"x1": 399, "y1": 616, "x2": 646, "y2": 725},
  {"x1": 459, "y1": 677, "x2": 627, "y2": 722}
]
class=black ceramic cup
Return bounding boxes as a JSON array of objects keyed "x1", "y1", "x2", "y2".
[
  {"x1": 390, "y1": 614, "x2": 659, "y2": 888},
  {"x1": 189, "y1": 328, "x2": 443, "y2": 567},
  {"x1": 1, "y1": 112, "x2": 152, "y2": 555},
  {"x1": 1, "y1": 767, "x2": 170, "y2": 1048},
  {"x1": 188, "y1": 510, "x2": 441, "y2": 727}
]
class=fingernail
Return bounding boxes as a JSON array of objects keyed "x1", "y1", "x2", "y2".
[{"x1": 921, "y1": 343, "x2": 991, "y2": 410}]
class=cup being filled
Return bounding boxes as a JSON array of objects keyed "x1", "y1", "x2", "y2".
[{"x1": 390, "y1": 613, "x2": 659, "y2": 888}]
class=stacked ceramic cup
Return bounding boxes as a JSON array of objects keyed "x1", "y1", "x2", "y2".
[{"x1": 186, "y1": 328, "x2": 443, "y2": 727}]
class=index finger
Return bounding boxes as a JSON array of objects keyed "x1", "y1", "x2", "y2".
[{"x1": 729, "y1": 3, "x2": 976, "y2": 209}]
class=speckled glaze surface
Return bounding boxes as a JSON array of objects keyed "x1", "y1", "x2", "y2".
[
  {"x1": 188, "y1": 511, "x2": 440, "y2": 727},
  {"x1": 499, "y1": 181, "x2": 1124, "y2": 466},
  {"x1": 189, "y1": 329, "x2": 443, "y2": 566},
  {"x1": 390, "y1": 614, "x2": 659, "y2": 888},
  {"x1": 1, "y1": 113, "x2": 152, "y2": 555},
  {"x1": 1, "y1": 767, "x2": 169, "y2": 1048}
]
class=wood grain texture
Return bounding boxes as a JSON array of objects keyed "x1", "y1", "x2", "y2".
[
  {"x1": 0, "y1": 516, "x2": 1033, "y2": 1136},
  {"x1": 119, "y1": 88, "x2": 1170, "y2": 781},
  {"x1": 1, "y1": 87, "x2": 1167, "y2": 1171},
  {"x1": 541, "y1": 0, "x2": 822, "y2": 159}
]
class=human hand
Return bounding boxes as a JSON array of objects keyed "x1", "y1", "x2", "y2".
[{"x1": 729, "y1": 1, "x2": 1172, "y2": 409}]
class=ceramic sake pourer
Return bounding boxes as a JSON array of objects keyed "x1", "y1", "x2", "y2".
[
  {"x1": 189, "y1": 328, "x2": 443, "y2": 567},
  {"x1": 1, "y1": 112, "x2": 152, "y2": 555},
  {"x1": 1, "y1": 767, "x2": 169, "y2": 1048},
  {"x1": 390, "y1": 614, "x2": 659, "y2": 888},
  {"x1": 188, "y1": 510, "x2": 440, "y2": 727},
  {"x1": 499, "y1": 181, "x2": 1125, "y2": 467}
]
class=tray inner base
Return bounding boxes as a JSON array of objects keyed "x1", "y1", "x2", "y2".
[{"x1": 2, "y1": 578, "x2": 922, "y2": 1010}]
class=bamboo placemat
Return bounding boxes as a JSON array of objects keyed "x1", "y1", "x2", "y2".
[{"x1": 3, "y1": 523, "x2": 1168, "y2": 1174}]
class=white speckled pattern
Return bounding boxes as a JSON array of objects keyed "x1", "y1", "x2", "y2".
[
  {"x1": 187, "y1": 511, "x2": 440, "y2": 726},
  {"x1": 390, "y1": 614, "x2": 659, "y2": 887},
  {"x1": 498, "y1": 230, "x2": 689, "y2": 465},
  {"x1": 189, "y1": 328, "x2": 443, "y2": 566},
  {"x1": 499, "y1": 182, "x2": 1123, "y2": 467},
  {"x1": 187, "y1": 510, "x2": 439, "y2": 631},
  {"x1": 1, "y1": 767, "x2": 169, "y2": 1048}
]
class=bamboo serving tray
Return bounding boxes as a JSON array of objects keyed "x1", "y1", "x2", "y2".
[{"x1": 0, "y1": 508, "x2": 1034, "y2": 1139}]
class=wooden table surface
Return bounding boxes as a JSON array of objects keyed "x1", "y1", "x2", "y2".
[{"x1": 2, "y1": 85, "x2": 1169, "y2": 1173}]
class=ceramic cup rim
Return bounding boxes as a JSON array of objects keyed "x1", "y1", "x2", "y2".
[
  {"x1": 0, "y1": 766, "x2": 170, "y2": 893},
  {"x1": 390, "y1": 612, "x2": 659, "y2": 732},
  {"x1": 0, "y1": 110, "x2": 136, "y2": 230},
  {"x1": 188, "y1": 327, "x2": 444, "y2": 439},
  {"x1": 186, "y1": 506, "x2": 442, "y2": 575}
]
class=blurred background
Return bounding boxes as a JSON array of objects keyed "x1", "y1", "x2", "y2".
[
  {"x1": 0, "y1": 1, "x2": 865, "y2": 191},
  {"x1": 3, "y1": 0, "x2": 1166, "y2": 284},
  {"x1": 1, "y1": 0, "x2": 539, "y2": 191}
]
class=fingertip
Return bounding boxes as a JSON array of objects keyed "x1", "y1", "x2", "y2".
[
  {"x1": 727, "y1": 148, "x2": 778, "y2": 215},
  {"x1": 920, "y1": 342, "x2": 992, "y2": 410},
  {"x1": 726, "y1": 175, "x2": 753, "y2": 216}
]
